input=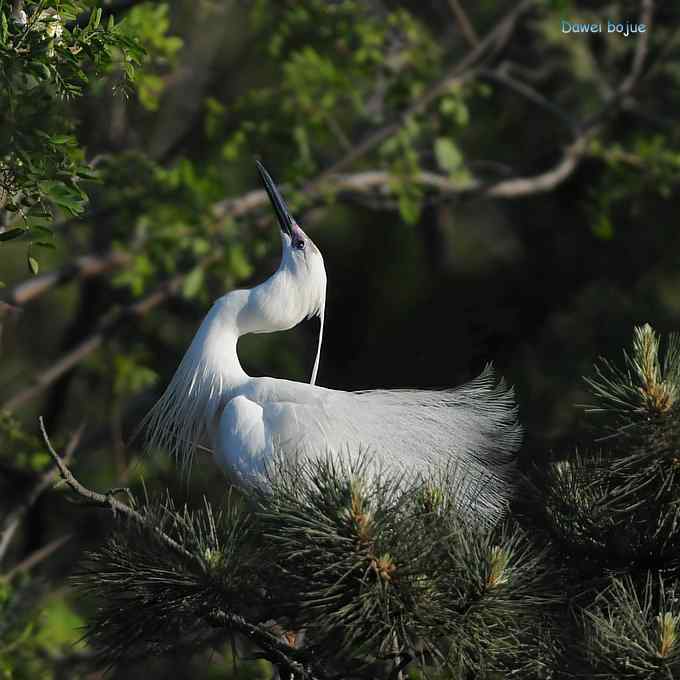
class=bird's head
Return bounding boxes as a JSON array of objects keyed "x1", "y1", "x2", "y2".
[
  {"x1": 251, "y1": 161, "x2": 327, "y2": 328},
  {"x1": 242, "y1": 162, "x2": 326, "y2": 384}
]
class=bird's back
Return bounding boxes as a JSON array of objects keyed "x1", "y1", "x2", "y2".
[{"x1": 216, "y1": 365, "x2": 521, "y2": 524}]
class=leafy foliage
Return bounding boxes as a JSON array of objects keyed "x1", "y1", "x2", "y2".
[{"x1": 0, "y1": 0, "x2": 143, "y2": 276}]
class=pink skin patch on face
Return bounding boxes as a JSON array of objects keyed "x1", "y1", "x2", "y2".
[{"x1": 291, "y1": 222, "x2": 306, "y2": 241}]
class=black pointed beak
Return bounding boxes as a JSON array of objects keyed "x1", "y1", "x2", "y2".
[{"x1": 256, "y1": 160, "x2": 294, "y2": 238}]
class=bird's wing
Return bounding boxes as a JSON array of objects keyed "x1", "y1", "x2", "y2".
[
  {"x1": 217, "y1": 367, "x2": 521, "y2": 525},
  {"x1": 215, "y1": 395, "x2": 269, "y2": 481},
  {"x1": 215, "y1": 386, "x2": 338, "y2": 483}
]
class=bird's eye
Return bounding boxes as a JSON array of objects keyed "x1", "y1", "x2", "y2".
[{"x1": 294, "y1": 239, "x2": 305, "y2": 250}]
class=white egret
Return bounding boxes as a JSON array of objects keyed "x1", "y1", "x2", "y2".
[{"x1": 143, "y1": 162, "x2": 521, "y2": 523}]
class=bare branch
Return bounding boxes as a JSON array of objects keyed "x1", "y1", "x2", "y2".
[
  {"x1": 295, "y1": 144, "x2": 587, "y2": 201},
  {"x1": 581, "y1": 0, "x2": 654, "y2": 131},
  {"x1": 302, "y1": 0, "x2": 538, "y2": 191},
  {"x1": 479, "y1": 67, "x2": 577, "y2": 134},
  {"x1": 447, "y1": 0, "x2": 479, "y2": 47},
  {"x1": 1, "y1": 534, "x2": 72, "y2": 582},
  {"x1": 38, "y1": 417, "x2": 198, "y2": 564},
  {"x1": 0, "y1": 250, "x2": 131, "y2": 319},
  {"x1": 2, "y1": 254, "x2": 217, "y2": 412},
  {"x1": 0, "y1": 425, "x2": 82, "y2": 565}
]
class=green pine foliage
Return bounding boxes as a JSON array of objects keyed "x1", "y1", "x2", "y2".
[
  {"x1": 73, "y1": 492, "x2": 259, "y2": 664},
  {"x1": 75, "y1": 454, "x2": 557, "y2": 679},
  {"x1": 71, "y1": 325, "x2": 680, "y2": 679},
  {"x1": 534, "y1": 324, "x2": 680, "y2": 678}
]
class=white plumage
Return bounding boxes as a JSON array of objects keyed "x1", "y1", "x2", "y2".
[{"x1": 143, "y1": 162, "x2": 521, "y2": 524}]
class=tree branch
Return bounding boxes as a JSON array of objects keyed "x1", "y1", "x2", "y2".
[
  {"x1": 0, "y1": 425, "x2": 82, "y2": 565},
  {"x1": 0, "y1": 534, "x2": 72, "y2": 582},
  {"x1": 207, "y1": 609, "x2": 332, "y2": 680},
  {"x1": 479, "y1": 67, "x2": 577, "y2": 134},
  {"x1": 38, "y1": 417, "x2": 197, "y2": 564},
  {"x1": 0, "y1": 250, "x2": 130, "y2": 319},
  {"x1": 2, "y1": 255, "x2": 215, "y2": 413},
  {"x1": 447, "y1": 0, "x2": 479, "y2": 47},
  {"x1": 302, "y1": 0, "x2": 538, "y2": 192},
  {"x1": 580, "y1": 0, "x2": 654, "y2": 131},
  {"x1": 1, "y1": 0, "x2": 657, "y2": 413},
  {"x1": 38, "y1": 419, "x2": 332, "y2": 678}
]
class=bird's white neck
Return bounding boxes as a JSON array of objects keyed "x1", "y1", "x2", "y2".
[
  {"x1": 198, "y1": 291, "x2": 250, "y2": 390},
  {"x1": 143, "y1": 267, "x2": 316, "y2": 470}
]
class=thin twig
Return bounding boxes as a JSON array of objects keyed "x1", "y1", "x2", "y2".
[
  {"x1": 389, "y1": 651, "x2": 413, "y2": 680},
  {"x1": 2, "y1": 255, "x2": 216, "y2": 412},
  {"x1": 479, "y1": 67, "x2": 577, "y2": 134},
  {"x1": 0, "y1": 425, "x2": 82, "y2": 564},
  {"x1": 0, "y1": 250, "x2": 131, "y2": 319},
  {"x1": 302, "y1": 0, "x2": 538, "y2": 193},
  {"x1": 580, "y1": 0, "x2": 654, "y2": 131},
  {"x1": 207, "y1": 609, "x2": 330, "y2": 680},
  {"x1": 39, "y1": 417, "x2": 198, "y2": 564},
  {"x1": 0, "y1": 534, "x2": 72, "y2": 582},
  {"x1": 447, "y1": 0, "x2": 479, "y2": 47}
]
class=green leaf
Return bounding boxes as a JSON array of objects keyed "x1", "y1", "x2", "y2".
[
  {"x1": 227, "y1": 244, "x2": 254, "y2": 280},
  {"x1": 182, "y1": 267, "x2": 204, "y2": 299},
  {"x1": 592, "y1": 215, "x2": 614, "y2": 240},
  {"x1": 38, "y1": 180, "x2": 87, "y2": 215},
  {"x1": 28, "y1": 256, "x2": 39, "y2": 275},
  {"x1": 434, "y1": 138, "x2": 463, "y2": 174},
  {"x1": 34, "y1": 241, "x2": 56, "y2": 250},
  {"x1": 48, "y1": 134, "x2": 76, "y2": 145},
  {"x1": 26, "y1": 216, "x2": 54, "y2": 229},
  {"x1": 1, "y1": 12, "x2": 8, "y2": 45},
  {"x1": 75, "y1": 167, "x2": 100, "y2": 181},
  {"x1": 32, "y1": 224, "x2": 55, "y2": 235},
  {"x1": 0, "y1": 228, "x2": 26, "y2": 242},
  {"x1": 398, "y1": 191, "x2": 422, "y2": 225}
]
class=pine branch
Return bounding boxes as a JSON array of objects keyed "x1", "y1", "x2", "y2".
[
  {"x1": 256, "y1": 451, "x2": 557, "y2": 676},
  {"x1": 44, "y1": 426, "x2": 321, "y2": 676},
  {"x1": 583, "y1": 573, "x2": 680, "y2": 678},
  {"x1": 584, "y1": 324, "x2": 680, "y2": 429},
  {"x1": 207, "y1": 609, "x2": 332, "y2": 680}
]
